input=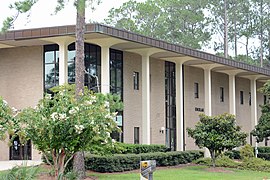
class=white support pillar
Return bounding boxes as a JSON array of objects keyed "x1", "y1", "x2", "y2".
[
  {"x1": 229, "y1": 74, "x2": 236, "y2": 115},
  {"x1": 142, "y1": 54, "x2": 151, "y2": 145},
  {"x1": 101, "y1": 46, "x2": 110, "y2": 94},
  {"x1": 250, "y1": 78, "x2": 257, "y2": 129},
  {"x1": 176, "y1": 62, "x2": 184, "y2": 151},
  {"x1": 58, "y1": 42, "x2": 68, "y2": 85},
  {"x1": 204, "y1": 68, "x2": 212, "y2": 116}
]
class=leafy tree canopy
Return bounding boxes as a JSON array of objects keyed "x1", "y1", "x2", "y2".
[
  {"x1": 251, "y1": 80, "x2": 270, "y2": 142},
  {"x1": 187, "y1": 113, "x2": 247, "y2": 167}
]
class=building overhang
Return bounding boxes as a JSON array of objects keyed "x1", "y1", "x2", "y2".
[{"x1": 1, "y1": 23, "x2": 270, "y2": 79}]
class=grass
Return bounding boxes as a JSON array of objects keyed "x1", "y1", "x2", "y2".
[{"x1": 89, "y1": 166, "x2": 270, "y2": 180}]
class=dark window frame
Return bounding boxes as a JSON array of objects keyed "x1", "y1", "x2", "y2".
[
  {"x1": 165, "y1": 61, "x2": 176, "y2": 151},
  {"x1": 134, "y1": 127, "x2": 140, "y2": 144},
  {"x1": 194, "y1": 82, "x2": 199, "y2": 99},
  {"x1": 249, "y1": 92, "x2": 251, "y2": 106},
  {"x1": 240, "y1": 91, "x2": 244, "y2": 105},
  {"x1": 220, "y1": 87, "x2": 224, "y2": 102},
  {"x1": 133, "y1": 71, "x2": 139, "y2": 90},
  {"x1": 44, "y1": 44, "x2": 59, "y2": 93}
]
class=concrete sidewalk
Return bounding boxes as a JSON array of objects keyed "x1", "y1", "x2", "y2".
[{"x1": 0, "y1": 160, "x2": 42, "y2": 171}]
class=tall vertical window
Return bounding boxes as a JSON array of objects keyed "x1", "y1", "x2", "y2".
[
  {"x1": 249, "y1": 92, "x2": 251, "y2": 106},
  {"x1": 220, "y1": 87, "x2": 224, "y2": 102},
  {"x1": 194, "y1": 83, "x2": 199, "y2": 98},
  {"x1": 67, "y1": 43, "x2": 101, "y2": 92},
  {"x1": 110, "y1": 49, "x2": 123, "y2": 142},
  {"x1": 133, "y1": 72, "x2": 139, "y2": 90},
  {"x1": 165, "y1": 61, "x2": 176, "y2": 151},
  {"x1": 44, "y1": 44, "x2": 59, "y2": 93},
  {"x1": 264, "y1": 95, "x2": 267, "y2": 105},
  {"x1": 240, "y1": 91, "x2": 244, "y2": 105},
  {"x1": 134, "y1": 127, "x2": 140, "y2": 144}
]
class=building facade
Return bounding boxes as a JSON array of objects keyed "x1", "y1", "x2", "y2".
[{"x1": 0, "y1": 24, "x2": 269, "y2": 160}]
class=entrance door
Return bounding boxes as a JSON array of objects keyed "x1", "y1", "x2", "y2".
[{"x1": 10, "y1": 136, "x2": 32, "y2": 160}]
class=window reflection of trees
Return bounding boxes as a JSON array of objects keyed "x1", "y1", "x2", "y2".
[{"x1": 67, "y1": 43, "x2": 101, "y2": 93}]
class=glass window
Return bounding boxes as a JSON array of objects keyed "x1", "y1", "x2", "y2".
[
  {"x1": 133, "y1": 72, "x2": 139, "y2": 90},
  {"x1": 240, "y1": 91, "x2": 244, "y2": 105},
  {"x1": 134, "y1": 127, "x2": 140, "y2": 144},
  {"x1": 220, "y1": 87, "x2": 224, "y2": 102},
  {"x1": 110, "y1": 49, "x2": 123, "y2": 142},
  {"x1": 194, "y1": 83, "x2": 199, "y2": 98},
  {"x1": 44, "y1": 44, "x2": 59, "y2": 93},
  {"x1": 249, "y1": 92, "x2": 251, "y2": 106},
  {"x1": 264, "y1": 95, "x2": 267, "y2": 105},
  {"x1": 67, "y1": 43, "x2": 101, "y2": 92},
  {"x1": 165, "y1": 61, "x2": 176, "y2": 151}
]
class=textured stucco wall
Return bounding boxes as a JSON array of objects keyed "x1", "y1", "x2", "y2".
[
  {"x1": 184, "y1": 66, "x2": 205, "y2": 150},
  {"x1": 0, "y1": 46, "x2": 43, "y2": 160},
  {"x1": 123, "y1": 52, "x2": 142, "y2": 144},
  {"x1": 150, "y1": 58, "x2": 165, "y2": 145}
]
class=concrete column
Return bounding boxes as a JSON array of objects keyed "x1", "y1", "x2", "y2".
[
  {"x1": 250, "y1": 78, "x2": 257, "y2": 128},
  {"x1": 101, "y1": 46, "x2": 110, "y2": 94},
  {"x1": 141, "y1": 54, "x2": 151, "y2": 144},
  {"x1": 58, "y1": 42, "x2": 68, "y2": 85},
  {"x1": 204, "y1": 68, "x2": 212, "y2": 116},
  {"x1": 176, "y1": 62, "x2": 184, "y2": 151},
  {"x1": 229, "y1": 74, "x2": 236, "y2": 115}
]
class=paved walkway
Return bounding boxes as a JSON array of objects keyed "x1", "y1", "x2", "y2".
[{"x1": 0, "y1": 160, "x2": 42, "y2": 171}]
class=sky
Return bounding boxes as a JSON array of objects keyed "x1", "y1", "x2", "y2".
[{"x1": 0, "y1": 0, "x2": 145, "y2": 30}]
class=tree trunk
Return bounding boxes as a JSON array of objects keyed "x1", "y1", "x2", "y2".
[
  {"x1": 233, "y1": 2, "x2": 237, "y2": 58},
  {"x1": 210, "y1": 150, "x2": 216, "y2": 168},
  {"x1": 224, "y1": 0, "x2": 228, "y2": 58},
  {"x1": 73, "y1": 0, "x2": 86, "y2": 179},
  {"x1": 260, "y1": 0, "x2": 263, "y2": 67}
]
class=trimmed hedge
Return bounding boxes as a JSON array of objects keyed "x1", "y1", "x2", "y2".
[
  {"x1": 114, "y1": 143, "x2": 169, "y2": 154},
  {"x1": 85, "y1": 150, "x2": 203, "y2": 172},
  {"x1": 224, "y1": 150, "x2": 241, "y2": 159}
]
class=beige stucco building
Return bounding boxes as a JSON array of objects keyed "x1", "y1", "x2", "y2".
[{"x1": 0, "y1": 24, "x2": 269, "y2": 160}]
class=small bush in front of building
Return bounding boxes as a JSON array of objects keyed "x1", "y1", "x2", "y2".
[
  {"x1": 258, "y1": 146, "x2": 270, "y2": 153},
  {"x1": 224, "y1": 150, "x2": 241, "y2": 159},
  {"x1": 194, "y1": 156, "x2": 238, "y2": 168},
  {"x1": 240, "y1": 157, "x2": 270, "y2": 172},
  {"x1": 85, "y1": 150, "x2": 203, "y2": 172},
  {"x1": 113, "y1": 143, "x2": 169, "y2": 154},
  {"x1": 258, "y1": 153, "x2": 270, "y2": 161},
  {"x1": 240, "y1": 144, "x2": 254, "y2": 160}
]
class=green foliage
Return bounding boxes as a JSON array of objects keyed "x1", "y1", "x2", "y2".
[
  {"x1": 114, "y1": 143, "x2": 169, "y2": 154},
  {"x1": 224, "y1": 150, "x2": 241, "y2": 159},
  {"x1": 85, "y1": 150, "x2": 203, "y2": 172},
  {"x1": 252, "y1": 80, "x2": 270, "y2": 142},
  {"x1": 241, "y1": 157, "x2": 270, "y2": 172},
  {"x1": 187, "y1": 113, "x2": 247, "y2": 167},
  {"x1": 105, "y1": 0, "x2": 211, "y2": 49},
  {"x1": 0, "y1": 165, "x2": 39, "y2": 180},
  {"x1": 240, "y1": 144, "x2": 254, "y2": 160},
  {"x1": 194, "y1": 156, "x2": 238, "y2": 168},
  {"x1": 14, "y1": 84, "x2": 122, "y2": 177}
]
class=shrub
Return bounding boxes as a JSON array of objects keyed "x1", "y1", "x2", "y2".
[
  {"x1": 194, "y1": 156, "x2": 238, "y2": 168},
  {"x1": 224, "y1": 150, "x2": 241, "y2": 159},
  {"x1": 257, "y1": 147, "x2": 270, "y2": 153},
  {"x1": 258, "y1": 153, "x2": 270, "y2": 161},
  {"x1": 240, "y1": 144, "x2": 254, "y2": 159},
  {"x1": 114, "y1": 143, "x2": 169, "y2": 154},
  {"x1": 0, "y1": 165, "x2": 39, "y2": 180},
  {"x1": 85, "y1": 150, "x2": 203, "y2": 172},
  {"x1": 240, "y1": 157, "x2": 270, "y2": 172}
]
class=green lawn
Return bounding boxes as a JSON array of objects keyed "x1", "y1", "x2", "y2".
[{"x1": 89, "y1": 166, "x2": 270, "y2": 180}]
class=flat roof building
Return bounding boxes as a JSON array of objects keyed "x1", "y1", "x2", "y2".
[{"x1": 0, "y1": 24, "x2": 269, "y2": 160}]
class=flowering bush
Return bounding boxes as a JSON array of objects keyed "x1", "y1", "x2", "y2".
[
  {"x1": 16, "y1": 84, "x2": 123, "y2": 178},
  {"x1": 0, "y1": 96, "x2": 18, "y2": 141}
]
